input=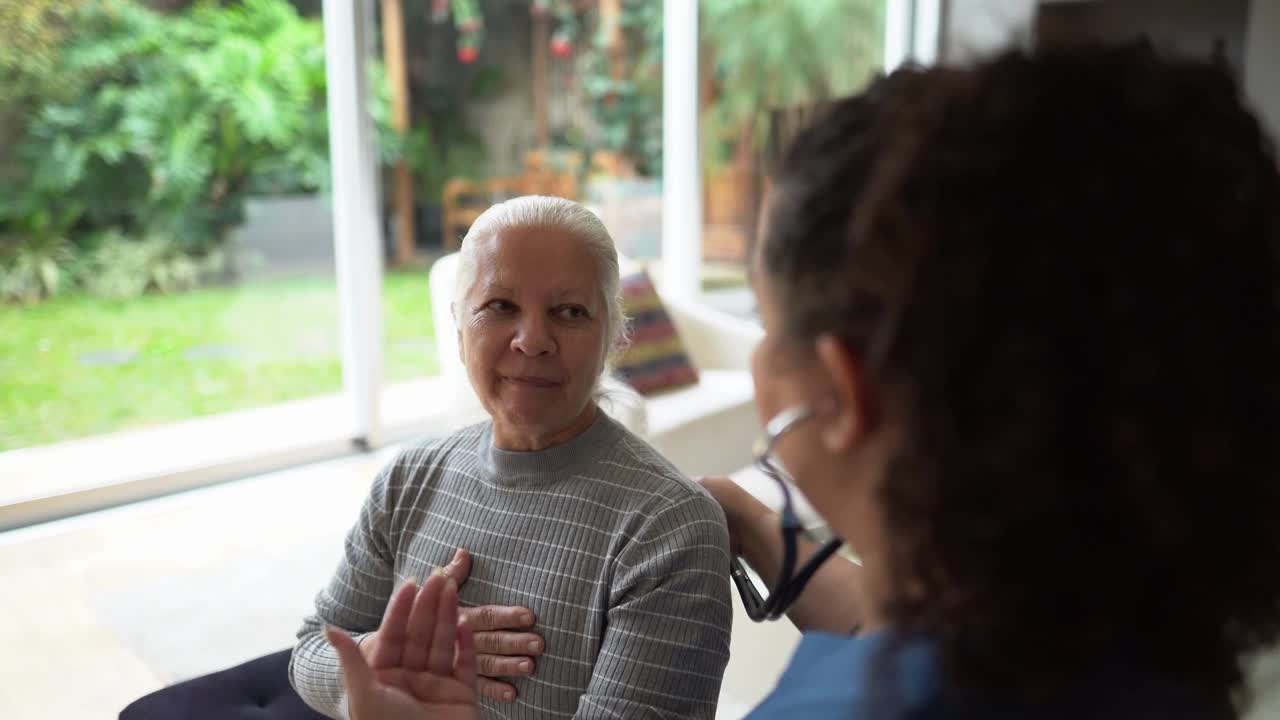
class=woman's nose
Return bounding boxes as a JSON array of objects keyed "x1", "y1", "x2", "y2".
[{"x1": 511, "y1": 315, "x2": 556, "y2": 356}]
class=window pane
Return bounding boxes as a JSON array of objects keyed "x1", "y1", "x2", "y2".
[
  {"x1": 374, "y1": 0, "x2": 664, "y2": 428},
  {"x1": 0, "y1": 0, "x2": 344, "y2": 496},
  {"x1": 698, "y1": 0, "x2": 886, "y2": 314}
]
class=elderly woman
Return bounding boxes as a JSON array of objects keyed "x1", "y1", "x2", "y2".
[
  {"x1": 321, "y1": 44, "x2": 1280, "y2": 720},
  {"x1": 289, "y1": 196, "x2": 732, "y2": 719}
]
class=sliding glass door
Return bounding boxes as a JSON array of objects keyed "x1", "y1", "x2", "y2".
[{"x1": 0, "y1": 0, "x2": 922, "y2": 529}]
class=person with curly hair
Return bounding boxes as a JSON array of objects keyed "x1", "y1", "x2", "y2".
[{"x1": 318, "y1": 43, "x2": 1280, "y2": 720}]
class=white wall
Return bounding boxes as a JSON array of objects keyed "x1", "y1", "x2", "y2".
[
  {"x1": 1246, "y1": 0, "x2": 1280, "y2": 144},
  {"x1": 1036, "y1": 0, "x2": 1250, "y2": 72},
  {"x1": 938, "y1": 0, "x2": 1037, "y2": 63},
  {"x1": 941, "y1": 0, "x2": 1259, "y2": 74}
]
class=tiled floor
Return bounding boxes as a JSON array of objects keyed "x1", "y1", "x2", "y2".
[{"x1": 0, "y1": 448, "x2": 391, "y2": 720}]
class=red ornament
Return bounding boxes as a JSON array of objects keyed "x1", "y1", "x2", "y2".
[
  {"x1": 550, "y1": 36, "x2": 572, "y2": 58},
  {"x1": 431, "y1": 0, "x2": 449, "y2": 21},
  {"x1": 457, "y1": 45, "x2": 479, "y2": 63}
]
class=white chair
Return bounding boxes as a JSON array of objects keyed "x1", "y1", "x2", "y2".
[{"x1": 428, "y1": 252, "x2": 762, "y2": 477}]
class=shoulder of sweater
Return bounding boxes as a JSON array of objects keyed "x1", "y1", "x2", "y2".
[
  {"x1": 596, "y1": 417, "x2": 721, "y2": 515},
  {"x1": 379, "y1": 422, "x2": 489, "y2": 486}
]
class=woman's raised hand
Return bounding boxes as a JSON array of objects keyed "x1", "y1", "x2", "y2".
[{"x1": 327, "y1": 575, "x2": 482, "y2": 720}]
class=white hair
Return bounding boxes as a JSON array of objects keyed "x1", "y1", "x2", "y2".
[{"x1": 452, "y1": 194, "x2": 628, "y2": 362}]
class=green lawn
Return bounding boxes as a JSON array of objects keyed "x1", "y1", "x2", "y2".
[{"x1": 0, "y1": 272, "x2": 439, "y2": 451}]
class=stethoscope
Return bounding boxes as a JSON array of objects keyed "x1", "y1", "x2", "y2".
[{"x1": 731, "y1": 403, "x2": 846, "y2": 622}]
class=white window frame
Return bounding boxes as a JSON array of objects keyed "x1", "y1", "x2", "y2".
[
  {"x1": 324, "y1": 0, "x2": 386, "y2": 449},
  {"x1": 660, "y1": 0, "x2": 703, "y2": 301}
]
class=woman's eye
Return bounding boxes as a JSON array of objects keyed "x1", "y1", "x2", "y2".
[
  {"x1": 556, "y1": 305, "x2": 589, "y2": 320},
  {"x1": 485, "y1": 300, "x2": 515, "y2": 313}
]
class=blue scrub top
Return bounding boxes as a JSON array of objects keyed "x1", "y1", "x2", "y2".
[{"x1": 746, "y1": 630, "x2": 1233, "y2": 720}]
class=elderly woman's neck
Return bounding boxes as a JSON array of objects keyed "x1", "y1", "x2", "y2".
[{"x1": 492, "y1": 403, "x2": 600, "y2": 452}]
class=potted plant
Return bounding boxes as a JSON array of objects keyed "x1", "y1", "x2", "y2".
[{"x1": 700, "y1": 0, "x2": 886, "y2": 261}]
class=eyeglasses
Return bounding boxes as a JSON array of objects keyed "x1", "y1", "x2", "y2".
[{"x1": 731, "y1": 405, "x2": 845, "y2": 622}]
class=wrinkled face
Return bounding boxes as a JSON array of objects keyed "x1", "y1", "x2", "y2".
[{"x1": 458, "y1": 226, "x2": 607, "y2": 448}]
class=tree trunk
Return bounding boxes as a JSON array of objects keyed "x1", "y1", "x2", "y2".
[
  {"x1": 734, "y1": 119, "x2": 758, "y2": 267},
  {"x1": 382, "y1": 0, "x2": 416, "y2": 265},
  {"x1": 533, "y1": 11, "x2": 549, "y2": 146}
]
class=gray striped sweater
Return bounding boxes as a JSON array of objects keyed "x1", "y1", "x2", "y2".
[{"x1": 289, "y1": 412, "x2": 733, "y2": 719}]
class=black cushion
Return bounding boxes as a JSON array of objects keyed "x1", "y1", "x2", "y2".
[{"x1": 120, "y1": 648, "x2": 328, "y2": 720}]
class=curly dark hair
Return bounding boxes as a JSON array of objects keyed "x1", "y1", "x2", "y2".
[{"x1": 764, "y1": 44, "x2": 1280, "y2": 710}]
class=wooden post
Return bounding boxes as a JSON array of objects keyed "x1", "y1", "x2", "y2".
[
  {"x1": 534, "y1": 10, "x2": 549, "y2": 146},
  {"x1": 602, "y1": 0, "x2": 624, "y2": 90},
  {"x1": 381, "y1": 0, "x2": 415, "y2": 265},
  {"x1": 732, "y1": 117, "x2": 756, "y2": 264}
]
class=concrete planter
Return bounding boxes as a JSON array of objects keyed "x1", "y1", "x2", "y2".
[{"x1": 228, "y1": 194, "x2": 335, "y2": 278}]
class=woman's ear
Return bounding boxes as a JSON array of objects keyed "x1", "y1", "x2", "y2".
[
  {"x1": 814, "y1": 334, "x2": 874, "y2": 453},
  {"x1": 453, "y1": 303, "x2": 466, "y2": 363}
]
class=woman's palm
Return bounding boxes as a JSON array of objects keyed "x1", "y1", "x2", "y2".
[
  {"x1": 350, "y1": 667, "x2": 478, "y2": 720},
  {"x1": 377, "y1": 666, "x2": 479, "y2": 719},
  {"x1": 327, "y1": 576, "x2": 482, "y2": 720}
]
